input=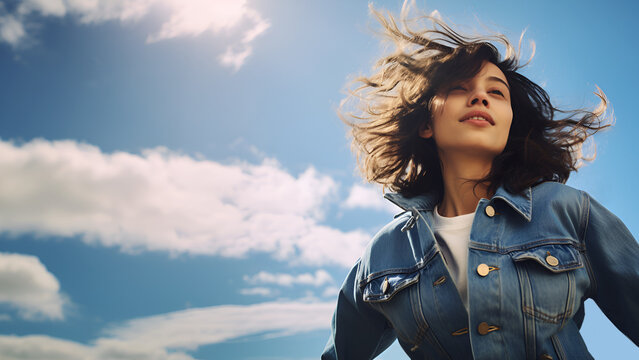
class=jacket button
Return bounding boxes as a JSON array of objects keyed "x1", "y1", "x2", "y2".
[
  {"x1": 539, "y1": 354, "x2": 553, "y2": 360},
  {"x1": 477, "y1": 264, "x2": 490, "y2": 277},
  {"x1": 477, "y1": 322, "x2": 500, "y2": 335},
  {"x1": 484, "y1": 205, "x2": 496, "y2": 217},
  {"x1": 546, "y1": 255, "x2": 559, "y2": 266},
  {"x1": 477, "y1": 322, "x2": 490, "y2": 335},
  {"x1": 382, "y1": 277, "x2": 389, "y2": 294}
]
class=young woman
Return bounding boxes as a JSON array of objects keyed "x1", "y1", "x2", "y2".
[{"x1": 322, "y1": 4, "x2": 639, "y2": 360}]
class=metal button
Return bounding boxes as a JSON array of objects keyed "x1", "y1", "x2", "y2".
[
  {"x1": 485, "y1": 205, "x2": 495, "y2": 217},
  {"x1": 477, "y1": 322, "x2": 490, "y2": 335},
  {"x1": 546, "y1": 255, "x2": 559, "y2": 267},
  {"x1": 539, "y1": 354, "x2": 553, "y2": 360},
  {"x1": 382, "y1": 277, "x2": 389, "y2": 294},
  {"x1": 477, "y1": 322, "x2": 499, "y2": 335},
  {"x1": 477, "y1": 263, "x2": 490, "y2": 277}
]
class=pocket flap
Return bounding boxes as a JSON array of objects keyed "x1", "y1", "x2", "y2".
[
  {"x1": 363, "y1": 271, "x2": 420, "y2": 303},
  {"x1": 511, "y1": 243, "x2": 583, "y2": 272}
]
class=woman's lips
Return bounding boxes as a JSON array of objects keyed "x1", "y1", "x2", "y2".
[
  {"x1": 462, "y1": 116, "x2": 492, "y2": 127},
  {"x1": 460, "y1": 111, "x2": 494, "y2": 126}
]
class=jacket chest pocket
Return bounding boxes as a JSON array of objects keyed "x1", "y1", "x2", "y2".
[
  {"x1": 363, "y1": 271, "x2": 420, "y2": 303},
  {"x1": 512, "y1": 243, "x2": 584, "y2": 326},
  {"x1": 362, "y1": 272, "x2": 431, "y2": 349}
]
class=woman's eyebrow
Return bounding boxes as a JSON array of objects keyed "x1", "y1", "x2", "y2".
[{"x1": 488, "y1": 76, "x2": 510, "y2": 90}]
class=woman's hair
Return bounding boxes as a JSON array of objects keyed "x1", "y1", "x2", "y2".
[{"x1": 343, "y1": 3, "x2": 611, "y2": 197}]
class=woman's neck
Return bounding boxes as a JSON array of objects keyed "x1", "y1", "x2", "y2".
[{"x1": 437, "y1": 151, "x2": 493, "y2": 217}]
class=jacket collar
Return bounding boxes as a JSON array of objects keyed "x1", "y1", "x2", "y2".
[
  {"x1": 384, "y1": 185, "x2": 533, "y2": 221},
  {"x1": 492, "y1": 186, "x2": 532, "y2": 221}
]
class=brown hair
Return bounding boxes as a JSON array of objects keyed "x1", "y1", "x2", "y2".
[{"x1": 343, "y1": 4, "x2": 610, "y2": 197}]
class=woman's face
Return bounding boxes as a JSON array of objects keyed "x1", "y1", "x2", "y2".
[{"x1": 420, "y1": 61, "x2": 513, "y2": 159}]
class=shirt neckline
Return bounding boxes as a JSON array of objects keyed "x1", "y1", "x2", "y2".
[{"x1": 431, "y1": 205, "x2": 475, "y2": 230}]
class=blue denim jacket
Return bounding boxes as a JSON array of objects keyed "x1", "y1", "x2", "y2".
[{"x1": 322, "y1": 182, "x2": 639, "y2": 359}]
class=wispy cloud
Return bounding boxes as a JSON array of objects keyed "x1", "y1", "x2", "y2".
[
  {"x1": 321, "y1": 286, "x2": 340, "y2": 298},
  {"x1": 244, "y1": 270, "x2": 333, "y2": 287},
  {"x1": 102, "y1": 300, "x2": 334, "y2": 348},
  {"x1": 0, "y1": 252, "x2": 68, "y2": 321},
  {"x1": 1, "y1": 0, "x2": 270, "y2": 70},
  {"x1": 239, "y1": 287, "x2": 279, "y2": 297},
  {"x1": 343, "y1": 184, "x2": 398, "y2": 214},
  {"x1": 0, "y1": 138, "x2": 369, "y2": 267},
  {"x1": 0, "y1": 335, "x2": 94, "y2": 360},
  {"x1": 0, "y1": 300, "x2": 333, "y2": 359},
  {"x1": 0, "y1": 334, "x2": 195, "y2": 360},
  {"x1": 0, "y1": 14, "x2": 26, "y2": 47}
]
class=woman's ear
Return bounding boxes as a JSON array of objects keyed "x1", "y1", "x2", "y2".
[{"x1": 419, "y1": 124, "x2": 433, "y2": 139}]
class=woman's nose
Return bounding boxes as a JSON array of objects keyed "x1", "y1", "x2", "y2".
[{"x1": 468, "y1": 92, "x2": 489, "y2": 107}]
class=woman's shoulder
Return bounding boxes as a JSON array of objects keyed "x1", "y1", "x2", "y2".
[
  {"x1": 531, "y1": 181, "x2": 584, "y2": 197},
  {"x1": 363, "y1": 211, "x2": 415, "y2": 258},
  {"x1": 355, "y1": 211, "x2": 424, "y2": 285},
  {"x1": 530, "y1": 181, "x2": 589, "y2": 210},
  {"x1": 524, "y1": 182, "x2": 593, "y2": 241}
]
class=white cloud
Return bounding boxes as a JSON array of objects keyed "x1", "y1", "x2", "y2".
[
  {"x1": 2, "y1": 0, "x2": 270, "y2": 70},
  {"x1": 219, "y1": 45, "x2": 252, "y2": 72},
  {"x1": 0, "y1": 252, "x2": 67, "y2": 320},
  {"x1": 146, "y1": 1, "x2": 270, "y2": 43},
  {"x1": 0, "y1": 15, "x2": 26, "y2": 46},
  {"x1": 239, "y1": 287, "x2": 278, "y2": 297},
  {"x1": 0, "y1": 300, "x2": 334, "y2": 359},
  {"x1": 92, "y1": 339, "x2": 195, "y2": 360},
  {"x1": 0, "y1": 334, "x2": 194, "y2": 360},
  {"x1": 244, "y1": 270, "x2": 333, "y2": 287},
  {"x1": 17, "y1": 0, "x2": 67, "y2": 17},
  {"x1": 343, "y1": 184, "x2": 398, "y2": 214},
  {"x1": 102, "y1": 300, "x2": 334, "y2": 349},
  {"x1": 0, "y1": 335, "x2": 93, "y2": 360},
  {"x1": 322, "y1": 286, "x2": 340, "y2": 298},
  {"x1": 0, "y1": 138, "x2": 369, "y2": 267},
  {"x1": 214, "y1": 7, "x2": 270, "y2": 72}
]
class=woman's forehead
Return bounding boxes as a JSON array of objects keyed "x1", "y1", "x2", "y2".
[
  {"x1": 435, "y1": 60, "x2": 510, "y2": 93},
  {"x1": 467, "y1": 62, "x2": 508, "y2": 85},
  {"x1": 480, "y1": 62, "x2": 508, "y2": 80}
]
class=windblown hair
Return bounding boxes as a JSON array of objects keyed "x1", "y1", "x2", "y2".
[{"x1": 343, "y1": 4, "x2": 611, "y2": 197}]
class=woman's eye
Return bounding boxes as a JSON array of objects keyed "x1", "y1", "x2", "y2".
[
  {"x1": 449, "y1": 86, "x2": 466, "y2": 92},
  {"x1": 490, "y1": 89, "x2": 504, "y2": 96}
]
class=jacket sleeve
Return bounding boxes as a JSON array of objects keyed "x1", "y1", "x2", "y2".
[
  {"x1": 582, "y1": 193, "x2": 639, "y2": 346},
  {"x1": 321, "y1": 260, "x2": 397, "y2": 359}
]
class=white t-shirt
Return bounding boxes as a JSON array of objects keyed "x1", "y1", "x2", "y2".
[{"x1": 431, "y1": 205, "x2": 475, "y2": 310}]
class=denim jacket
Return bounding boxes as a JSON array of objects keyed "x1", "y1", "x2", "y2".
[{"x1": 322, "y1": 182, "x2": 639, "y2": 359}]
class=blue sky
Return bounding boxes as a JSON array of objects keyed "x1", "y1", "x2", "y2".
[{"x1": 0, "y1": 0, "x2": 637, "y2": 359}]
